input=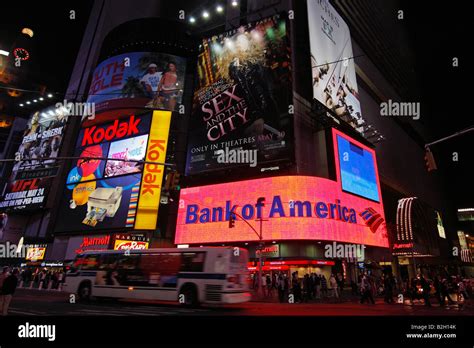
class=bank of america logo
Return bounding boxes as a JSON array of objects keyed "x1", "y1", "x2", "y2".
[{"x1": 359, "y1": 208, "x2": 384, "y2": 233}]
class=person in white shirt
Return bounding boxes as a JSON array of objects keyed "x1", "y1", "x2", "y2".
[
  {"x1": 261, "y1": 274, "x2": 267, "y2": 297},
  {"x1": 140, "y1": 63, "x2": 162, "y2": 98}
]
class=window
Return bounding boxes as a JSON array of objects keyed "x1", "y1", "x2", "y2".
[
  {"x1": 80, "y1": 254, "x2": 100, "y2": 270},
  {"x1": 181, "y1": 252, "x2": 205, "y2": 272}
]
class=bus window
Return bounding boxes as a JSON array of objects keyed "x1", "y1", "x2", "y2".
[
  {"x1": 181, "y1": 252, "x2": 205, "y2": 272},
  {"x1": 72, "y1": 255, "x2": 84, "y2": 270},
  {"x1": 81, "y1": 254, "x2": 101, "y2": 270},
  {"x1": 139, "y1": 253, "x2": 180, "y2": 288},
  {"x1": 117, "y1": 254, "x2": 140, "y2": 270}
]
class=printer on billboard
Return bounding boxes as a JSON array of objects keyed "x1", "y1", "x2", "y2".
[{"x1": 87, "y1": 187, "x2": 123, "y2": 218}]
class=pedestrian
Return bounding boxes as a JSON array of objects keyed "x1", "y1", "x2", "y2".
[
  {"x1": 384, "y1": 274, "x2": 394, "y2": 304},
  {"x1": 320, "y1": 274, "x2": 328, "y2": 298},
  {"x1": 336, "y1": 273, "x2": 344, "y2": 297},
  {"x1": 360, "y1": 274, "x2": 375, "y2": 304},
  {"x1": 0, "y1": 268, "x2": 19, "y2": 316},
  {"x1": 434, "y1": 275, "x2": 443, "y2": 305},
  {"x1": 292, "y1": 272, "x2": 301, "y2": 303},
  {"x1": 303, "y1": 274, "x2": 310, "y2": 302},
  {"x1": 315, "y1": 273, "x2": 321, "y2": 299},
  {"x1": 329, "y1": 274, "x2": 339, "y2": 298},
  {"x1": 277, "y1": 273, "x2": 286, "y2": 303},
  {"x1": 261, "y1": 273, "x2": 267, "y2": 297},
  {"x1": 266, "y1": 274, "x2": 273, "y2": 298},
  {"x1": 310, "y1": 273, "x2": 317, "y2": 299},
  {"x1": 420, "y1": 275, "x2": 431, "y2": 307},
  {"x1": 0, "y1": 266, "x2": 9, "y2": 289},
  {"x1": 458, "y1": 279, "x2": 469, "y2": 301}
]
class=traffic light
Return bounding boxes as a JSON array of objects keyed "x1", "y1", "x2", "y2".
[
  {"x1": 164, "y1": 173, "x2": 173, "y2": 191},
  {"x1": 229, "y1": 212, "x2": 236, "y2": 228},
  {"x1": 171, "y1": 172, "x2": 180, "y2": 190},
  {"x1": 424, "y1": 148, "x2": 437, "y2": 172},
  {"x1": 164, "y1": 172, "x2": 181, "y2": 191}
]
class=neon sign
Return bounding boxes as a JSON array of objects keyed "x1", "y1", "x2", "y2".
[
  {"x1": 81, "y1": 115, "x2": 141, "y2": 147},
  {"x1": 175, "y1": 175, "x2": 388, "y2": 247}
]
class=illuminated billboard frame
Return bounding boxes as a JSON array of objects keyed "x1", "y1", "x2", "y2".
[
  {"x1": 332, "y1": 128, "x2": 383, "y2": 203},
  {"x1": 175, "y1": 175, "x2": 389, "y2": 247},
  {"x1": 55, "y1": 110, "x2": 171, "y2": 232}
]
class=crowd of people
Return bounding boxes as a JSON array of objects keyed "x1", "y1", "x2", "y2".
[
  {"x1": 17, "y1": 267, "x2": 66, "y2": 290},
  {"x1": 252, "y1": 272, "x2": 346, "y2": 303},
  {"x1": 0, "y1": 266, "x2": 66, "y2": 315},
  {"x1": 250, "y1": 270, "x2": 473, "y2": 307}
]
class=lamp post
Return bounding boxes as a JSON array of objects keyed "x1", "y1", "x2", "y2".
[{"x1": 229, "y1": 197, "x2": 266, "y2": 299}]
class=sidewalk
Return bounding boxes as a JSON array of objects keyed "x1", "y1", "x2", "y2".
[{"x1": 250, "y1": 289, "x2": 359, "y2": 303}]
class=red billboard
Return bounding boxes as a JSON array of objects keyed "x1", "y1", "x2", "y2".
[{"x1": 175, "y1": 175, "x2": 389, "y2": 247}]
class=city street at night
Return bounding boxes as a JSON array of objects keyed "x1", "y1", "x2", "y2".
[
  {"x1": 8, "y1": 288, "x2": 474, "y2": 316},
  {"x1": 0, "y1": 0, "x2": 473, "y2": 346}
]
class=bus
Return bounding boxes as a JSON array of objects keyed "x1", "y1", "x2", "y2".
[{"x1": 64, "y1": 247, "x2": 251, "y2": 306}]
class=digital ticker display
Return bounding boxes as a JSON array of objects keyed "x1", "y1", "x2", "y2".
[{"x1": 335, "y1": 133, "x2": 380, "y2": 202}]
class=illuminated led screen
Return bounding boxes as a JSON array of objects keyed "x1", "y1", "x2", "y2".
[
  {"x1": 334, "y1": 130, "x2": 380, "y2": 202},
  {"x1": 175, "y1": 175, "x2": 389, "y2": 247}
]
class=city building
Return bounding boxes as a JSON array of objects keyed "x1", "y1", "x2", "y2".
[{"x1": 0, "y1": 0, "x2": 462, "y2": 283}]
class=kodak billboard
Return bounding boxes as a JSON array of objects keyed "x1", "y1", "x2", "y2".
[
  {"x1": 55, "y1": 110, "x2": 172, "y2": 233},
  {"x1": 135, "y1": 110, "x2": 172, "y2": 229}
]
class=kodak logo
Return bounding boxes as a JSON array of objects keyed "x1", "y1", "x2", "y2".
[
  {"x1": 81, "y1": 115, "x2": 141, "y2": 147},
  {"x1": 141, "y1": 139, "x2": 166, "y2": 195}
]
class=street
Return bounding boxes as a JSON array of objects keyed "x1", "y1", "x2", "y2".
[{"x1": 7, "y1": 289, "x2": 474, "y2": 316}]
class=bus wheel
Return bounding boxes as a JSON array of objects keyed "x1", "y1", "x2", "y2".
[
  {"x1": 78, "y1": 282, "x2": 91, "y2": 302},
  {"x1": 179, "y1": 285, "x2": 198, "y2": 307}
]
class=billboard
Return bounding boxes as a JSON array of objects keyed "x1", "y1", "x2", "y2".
[
  {"x1": 175, "y1": 175, "x2": 388, "y2": 247},
  {"x1": 308, "y1": 0, "x2": 362, "y2": 124},
  {"x1": 86, "y1": 52, "x2": 186, "y2": 114},
  {"x1": 105, "y1": 134, "x2": 149, "y2": 177},
  {"x1": 186, "y1": 15, "x2": 292, "y2": 175},
  {"x1": 334, "y1": 130, "x2": 380, "y2": 202},
  {"x1": 65, "y1": 235, "x2": 111, "y2": 260},
  {"x1": 26, "y1": 245, "x2": 47, "y2": 261},
  {"x1": 0, "y1": 106, "x2": 69, "y2": 211},
  {"x1": 55, "y1": 111, "x2": 171, "y2": 232}
]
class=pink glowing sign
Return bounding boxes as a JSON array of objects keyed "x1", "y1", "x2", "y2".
[{"x1": 175, "y1": 175, "x2": 389, "y2": 248}]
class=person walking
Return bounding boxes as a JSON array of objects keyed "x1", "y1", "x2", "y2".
[
  {"x1": 292, "y1": 272, "x2": 301, "y2": 303},
  {"x1": 266, "y1": 274, "x2": 273, "y2": 298},
  {"x1": 320, "y1": 274, "x2": 328, "y2": 298},
  {"x1": 261, "y1": 274, "x2": 267, "y2": 298},
  {"x1": 303, "y1": 274, "x2": 310, "y2": 302},
  {"x1": 434, "y1": 275, "x2": 443, "y2": 305},
  {"x1": 360, "y1": 274, "x2": 375, "y2": 304},
  {"x1": 336, "y1": 273, "x2": 344, "y2": 298},
  {"x1": 277, "y1": 273, "x2": 287, "y2": 303},
  {"x1": 329, "y1": 274, "x2": 339, "y2": 299},
  {"x1": 384, "y1": 274, "x2": 394, "y2": 304},
  {"x1": 315, "y1": 274, "x2": 321, "y2": 299},
  {"x1": 0, "y1": 266, "x2": 9, "y2": 289},
  {"x1": 0, "y1": 268, "x2": 19, "y2": 316},
  {"x1": 420, "y1": 274, "x2": 431, "y2": 307}
]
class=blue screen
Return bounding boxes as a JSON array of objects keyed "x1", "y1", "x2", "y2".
[{"x1": 337, "y1": 135, "x2": 380, "y2": 202}]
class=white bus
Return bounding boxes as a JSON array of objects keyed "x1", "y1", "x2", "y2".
[{"x1": 64, "y1": 247, "x2": 251, "y2": 306}]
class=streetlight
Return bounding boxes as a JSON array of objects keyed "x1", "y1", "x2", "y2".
[{"x1": 227, "y1": 197, "x2": 267, "y2": 299}]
